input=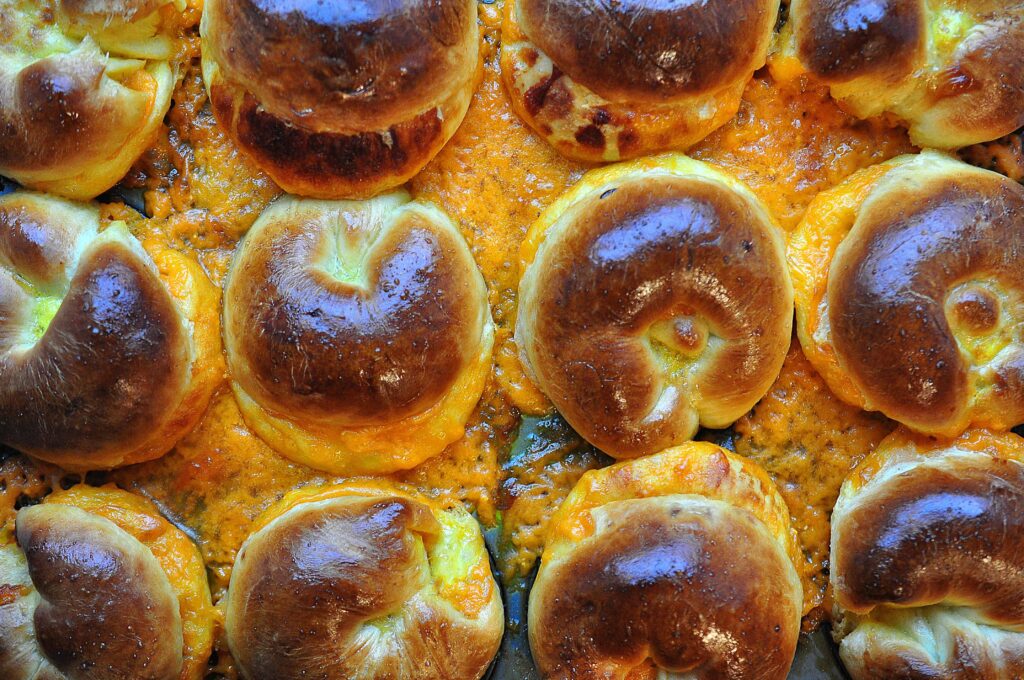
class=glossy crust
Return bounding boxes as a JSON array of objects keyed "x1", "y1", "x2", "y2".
[
  {"x1": 501, "y1": 0, "x2": 779, "y2": 161},
  {"x1": 0, "y1": 191, "x2": 221, "y2": 470},
  {"x1": 200, "y1": 0, "x2": 479, "y2": 198},
  {"x1": 0, "y1": 485, "x2": 216, "y2": 680},
  {"x1": 516, "y1": 155, "x2": 792, "y2": 458},
  {"x1": 223, "y1": 192, "x2": 494, "y2": 474},
  {"x1": 529, "y1": 443, "x2": 803, "y2": 679},
  {"x1": 789, "y1": 151, "x2": 1024, "y2": 436},
  {"x1": 0, "y1": 0, "x2": 179, "y2": 199},
  {"x1": 780, "y1": 0, "x2": 1024, "y2": 148},
  {"x1": 831, "y1": 428, "x2": 1024, "y2": 679},
  {"x1": 225, "y1": 481, "x2": 503, "y2": 680}
]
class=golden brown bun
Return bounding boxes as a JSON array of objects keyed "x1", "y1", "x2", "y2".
[
  {"x1": 200, "y1": 0, "x2": 479, "y2": 199},
  {"x1": 0, "y1": 192, "x2": 221, "y2": 470},
  {"x1": 0, "y1": 485, "x2": 215, "y2": 680},
  {"x1": 0, "y1": 0, "x2": 179, "y2": 199},
  {"x1": 225, "y1": 481, "x2": 503, "y2": 680},
  {"x1": 780, "y1": 0, "x2": 1024, "y2": 148},
  {"x1": 501, "y1": 0, "x2": 778, "y2": 161},
  {"x1": 790, "y1": 151, "x2": 1024, "y2": 437},
  {"x1": 831, "y1": 428, "x2": 1024, "y2": 679},
  {"x1": 223, "y1": 192, "x2": 493, "y2": 474},
  {"x1": 516, "y1": 155, "x2": 792, "y2": 458},
  {"x1": 529, "y1": 443, "x2": 803, "y2": 679}
]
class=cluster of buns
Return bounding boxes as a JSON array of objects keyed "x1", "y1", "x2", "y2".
[
  {"x1": 1, "y1": 0, "x2": 1024, "y2": 677},
  {"x1": 788, "y1": 149, "x2": 1024, "y2": 678}
]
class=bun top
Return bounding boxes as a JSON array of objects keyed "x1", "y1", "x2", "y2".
[
  {"x1": 529, "y1": 443, "x2": 803, "y2": 679},
  {"x1": 514, "y1": 0, "x2": 777, "y2": 103},
  {"x1": 0, "y1": 0, "x2": 178, "y2": 198},
  {"x1": 786, "y1": 0, "x2": 1024, "y2": 147},
  {"x1": 202, "y1": 0, "x2": 478, "y2": 133},
  {"x1": 827, "y1": 154, "x2": 1024, "y2": 435},
  {"x1": 225, "y1": 482, "x2": 503, "y2": 680}
]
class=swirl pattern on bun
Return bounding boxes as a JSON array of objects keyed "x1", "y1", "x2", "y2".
[
  {"x1": 0, "y1": 191, "x2": 221, "y2": 470},
  {"x1": 779, "y1": 0, "x2": 1024, "y2": 148},
  {"x1": 201, "y1": 0, "x2": 479, "y2": 199},
  {"x1": 0, "y1": 485, "x2": 215, "y2": 680},
  {"x1": 516, "y1": 155, "x2": 792, "y2": 458},
  {"x1": 529, "y1": 442, "x2": 803, "y2": 679},
  {"x1": 501, "y1": 0, "x2": 779, "y2": 161},
  {"x1": 790, "y1": 151, "x2": 1024, "y2": 437},
  {"x1": 225, "y1": 481, "x2": 503, "y2": 680},
  {"x1": 0, "y1": 0, "x2": 181, "y2": 199},
  {"x1": 223, "y1": 192, "x2": 493, "y2": 474},
  {"x1": 831, "y1": 428, "x2": 1024, "y2": 679}
]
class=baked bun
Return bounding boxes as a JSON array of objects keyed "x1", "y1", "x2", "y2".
[
  {"x1": 224, "y1": 481, "x2": 503, "y2": 680},
  {"x1": 516, "y1": 155, "x2": 792, "y2": 458},
  {"x1": 0, "y1": 485, "x2": 215, "y2": 680},
  {"x1": 223, "y1": 192, "x2": 493, "y2": 474},
  {"x1": 501, "y1": 0, "x2": 778, "y2": 161},
  {"x1": 790, "y1": 150, "x2": 1024, "y2": 437},
  {"x1": 0, "y1": 191, "x2": 220, "y2": 470},
  {"x1": 831, "y1": 428, "x2": 1024, "y2": 679},
  {"x1": 529, "y1": 442, "x2": 803, "y2": 679},
  {"x1": 0, "y1": 0, "x2": 180, "y2": 199},
  {"x1": 779, "y1": 0, "x2": 1024, "y2": 148},
  {"x1": 200, "y1": 0, "x2": 479, "y2": 199}
]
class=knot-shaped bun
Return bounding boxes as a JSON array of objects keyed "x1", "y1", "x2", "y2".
[
  {"x1": 0, "y1": 0, "x2": 181, "y2": 199},
  {"x1": 224, "y1": 481, "x2": 503, "y2": 680},
  {"x1": 790, "y1": 151, "x2": 1024, "y2": 437},
  {"x1": 779, "y1": 0, "x2": 1024, "y2": 148},
  {"x1": 831, "y1": 428, "x2": 1024, "y2": 679},
  {"x1": 223, "y1": 192, "x2": 493, "y2": 474},
  {"x1": 501, "y1": 0, "x2": 778, "y2": 161},
  {"x1": 201, "y1": 0, "x2": 479, "y2": 198},
  {"x1": 529, "y1": 443, "x2": 803, "y2": 679},
  {"x1": 0, "y1": 485, "x2": 215, "y2": 680},
  {"x1": 516, "y1": 155, "x2": 792, "y2": 458},
  {"x1": 0, "y1": 191, "x2": 220, "y2": 470}
]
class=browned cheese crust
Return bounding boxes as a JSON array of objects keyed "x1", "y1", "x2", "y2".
[
  {"x1": 831, "y1": 429, "x2": 1024, "y2": 679},
  {"x1": 200, "y1": 0, "x2": 479, "y2": 198}
]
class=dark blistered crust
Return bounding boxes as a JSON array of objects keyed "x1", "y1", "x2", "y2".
[
  {"x1": 227, "y1": 206, "x2": 481, "y2": 425},
  {"x1": 203, "y1": 0, "x2": 476, "y2": 131},
  {"x1": 833, "y1": 457, "x2": 1024, "y2": 622},
  {"x1": 228, "y1": 495, "x2": 498, "y2": 680},
  {"x1": 0, "y1": 238, "x2": 188, "y2": 461},
  {"x1": 15, "y1": 504, "x2": 183, "y2": 679},
  {"x1": 531, "y1": 499, "x2": 800, "y2": 679},
  {"x1": 794, "y1": 0, "x2": 926, "y2": 83},
  {"x1": 827, "y1": 170, "x2": 1024, "y2": 429},
  {"x1": 516, "y1": 0, "x2": 775, "y2": 102},
  {"x1": 209, "y1": 84, "x2": 448, "y2": 198},
  {"x1": 524, "y1": 175, "x2": 790, "y2": 457}
]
